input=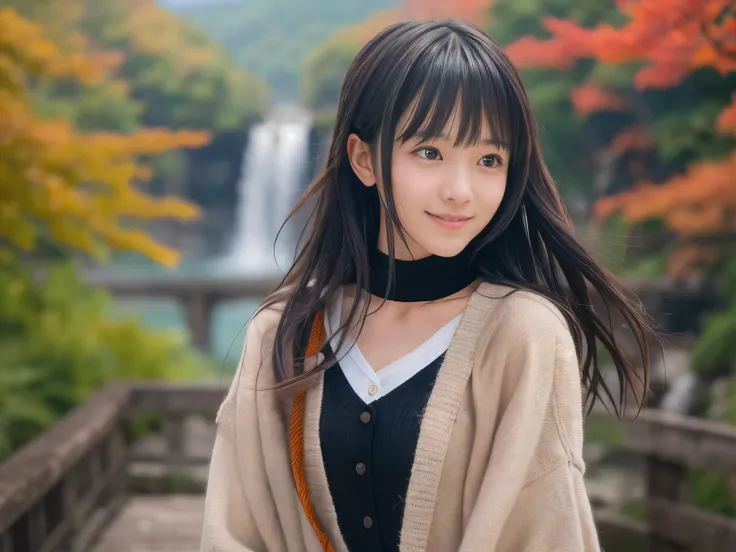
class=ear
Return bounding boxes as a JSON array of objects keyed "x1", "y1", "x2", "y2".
[{"x1": 347, "y1": 133, "x2": 376, "y2": 188}]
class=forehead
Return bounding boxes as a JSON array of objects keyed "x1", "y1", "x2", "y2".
[{"x1": 395, "y1": 97, "x2": 509, "y2": 150}]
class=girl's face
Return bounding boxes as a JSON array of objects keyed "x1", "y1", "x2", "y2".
[{"x1": 348, "y1": 111, "x2": 509, "y2": 260}]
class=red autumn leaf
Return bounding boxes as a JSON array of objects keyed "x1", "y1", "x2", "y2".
[
  {"x1": 507, "y1": 0, "x2": 736, "y2": 90},
  {"x1": 593, "y1": 152, "x2": 736, "y2": 236},
  {"x1": 570, "y1": 83, "x2": 630, "y2": 117},
  {"x1": 505, "y1": 34, "x2": 578, "y2": 70},
  {"x1": 609, "y1": 126, "x2": 655, "y2": 155},
  {"x1": 716, "y1": 92, "x2": 736, "y2": 135}
]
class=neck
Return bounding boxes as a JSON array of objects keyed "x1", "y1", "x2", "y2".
[
  {"x1": 375, "y1": 225, "x2": 428, "y2": 261},
  {"x1": 361, "y1": 246, "x2": 477, "y2": 303}
]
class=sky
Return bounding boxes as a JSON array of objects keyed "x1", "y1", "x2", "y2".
[{"x1": 159, "y1": 0, "x2": 241, "y2": 8}]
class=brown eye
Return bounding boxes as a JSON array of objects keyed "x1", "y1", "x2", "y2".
[
  {"x1": 416, "y1": 147, "x2": 441, "y2": 160},
  {"x1": 479, "y1": 154, "x2": 503, "y2": 168}
]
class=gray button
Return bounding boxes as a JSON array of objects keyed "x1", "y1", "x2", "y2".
[
  {"x1": 359, "y1": 411, "x2": 371, "y2": 424},
  {"x1": 355, "y1": 462, "x2": 366, "y2": 475},
  {"x1": 363, "y1": 516, "x2": 373, "y2": 529}
]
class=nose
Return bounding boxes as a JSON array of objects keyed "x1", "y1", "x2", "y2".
[{"x1": 440, "y1": 166, "x2": 473, "y2": 203}]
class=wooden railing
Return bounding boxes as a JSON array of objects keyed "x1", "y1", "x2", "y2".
[
  {"x1": 594, "y1": 410, "x2": 736, "y2": 551},
  {"x1": 1, "y1": 381, "x2": 735, "y2": 552},
  {"x1": 625, "y1": 410, "x2": 736, "y2": 551},
  {"x1": 83, "y1": 272, "x2": 716, "y2": 352},
  {"x1": 0, "y1": 381, "x2": 225, "y2": 552},
  {"x1": 83, "y1": 272, "x2": 281, "y2": 351}
]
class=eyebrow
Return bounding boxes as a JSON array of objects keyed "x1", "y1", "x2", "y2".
[{"x1": 413, "y1": 132, "x2": 509, "y2": 149}]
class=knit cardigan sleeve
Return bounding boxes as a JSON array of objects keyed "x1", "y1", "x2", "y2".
[
  {"x1": 459, "y1": 296, "x2": 601, "y2": 552},
  {"x1": 200, "y1": 319, "x2": 266, "y2": 552}
]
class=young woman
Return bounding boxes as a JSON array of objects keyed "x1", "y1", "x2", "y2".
[{"x1": 201, "y1": 19, "x2": 652, "y2": 552}]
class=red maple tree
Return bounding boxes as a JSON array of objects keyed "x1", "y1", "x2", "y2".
[
  {"x1": 506, "y1": 0, "x2": 736, "y2": 274},
  {"x1": 507, "y1": 0, "x2": 735, "y2": 88}
]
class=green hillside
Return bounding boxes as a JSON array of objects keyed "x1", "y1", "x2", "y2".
[{"x1": 169, "y1": 0, "x2": 398, "y2": 99}]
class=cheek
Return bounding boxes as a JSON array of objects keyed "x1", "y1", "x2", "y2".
[
  {"x1": 390, "y1": 158, "x2": 432, "y2": 207},
  {"x1": 476, "y1": 177, "x2": 507, "y2": 219}
]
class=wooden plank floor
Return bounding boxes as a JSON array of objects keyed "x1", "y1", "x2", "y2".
[{"x1": 92, "y1": 495, "x2": 205, "y2": 551}]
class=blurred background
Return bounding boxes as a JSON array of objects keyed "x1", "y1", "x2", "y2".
[{"x1": 0, "y1": 0, "x2": 734, "y2": 551}]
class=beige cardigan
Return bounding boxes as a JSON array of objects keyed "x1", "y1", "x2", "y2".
[{"x1": 201, "y1": 282, "x2": 601, "y2": 551}]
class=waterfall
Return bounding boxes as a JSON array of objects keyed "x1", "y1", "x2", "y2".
[{"x1": 223, "y1": 107, "x2": 313, "y2": 275}]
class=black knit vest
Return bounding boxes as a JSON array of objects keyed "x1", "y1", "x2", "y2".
[{"x1": 319, "y1": 353, "x2": 444, "y2": 551}]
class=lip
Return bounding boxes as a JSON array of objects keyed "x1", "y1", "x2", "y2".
[{"x1": 427, "y1": 212, "x2": 473, "y2": 230}]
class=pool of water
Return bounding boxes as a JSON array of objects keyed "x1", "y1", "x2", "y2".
[
  {"x1": 107, "y1": 254, "x2": 272, "y2": 365},
  {"x1": 111, "y1": 297, "x2": 262, "y2": 365}
]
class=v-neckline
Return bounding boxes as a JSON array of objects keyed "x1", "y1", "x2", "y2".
[
  {"x1": 304, "y1": 281, "x2": 501, "y2": 552},
  {"x1": 325, "y1": 286, "x2": 462, "y2": 404}
]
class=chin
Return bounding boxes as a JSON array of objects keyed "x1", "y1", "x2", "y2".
[{"x1": 424, "y1": 240, "x2": 472, "y2": 259}]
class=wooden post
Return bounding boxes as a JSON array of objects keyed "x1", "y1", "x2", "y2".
[
  {"x1": 108, "y1": 426, "x2": 128, "y2": 498},
  {"x1": 184, "y1": 293, "x2": 213, "y2": 352},
  {"x1": 163, "y1": 414, "x2": 186, "y2": 467},
  {"x1": 647, "y1": 457, "x2": 686, "y2": 501},
  {"x1": 61, "y1": 471, "x2": 79, "y2": 550},
  {"x1": 0, "y1": 533, "x2": 12, "y2": 552},
  {"x1": 26, "y1": 502, "x2": 46, "y2": 552},
  {"x1": 647, "y1": 457, "x2": 688, "y2": 552}
]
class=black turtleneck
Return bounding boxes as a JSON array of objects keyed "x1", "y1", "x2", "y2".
[
  {"x1": 360, "y1": 245, "x2": 478, "y2": 302},
  {"x1": 320, "y1": 246, "x2": 475, "y2": 552}
]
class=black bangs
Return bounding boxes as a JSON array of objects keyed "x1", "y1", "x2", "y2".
[{"x1": 393, "y1": 31, "x2": 517, "y2": 153}]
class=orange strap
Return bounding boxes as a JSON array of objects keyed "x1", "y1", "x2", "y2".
[{"x1": 289, "y1": 311, "x2": 334, "y2": 552}]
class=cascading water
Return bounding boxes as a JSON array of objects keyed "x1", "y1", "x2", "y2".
[{"x1": 223, "y1": 107, "x2": 313, "y2": 274}]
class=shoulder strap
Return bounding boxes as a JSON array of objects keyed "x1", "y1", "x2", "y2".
[{"x1": 289, "y1": 310, "x2": 334, "y2": 551}]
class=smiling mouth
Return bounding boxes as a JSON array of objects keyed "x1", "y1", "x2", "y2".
[
  {"x1": 427, "y1": 212, "x2": 473, "y2": 222},
  {"x1": 427, "y1": 212, "x2": 473, "y2": 229}
]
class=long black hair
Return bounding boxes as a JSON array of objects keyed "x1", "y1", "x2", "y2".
[{"x1": 260, "y1": 19, "x2": 653, "y2": 416}]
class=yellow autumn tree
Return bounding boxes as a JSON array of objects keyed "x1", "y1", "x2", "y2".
[{"x1": 0, "y1": 7, "x2": 211, "y2": 267}]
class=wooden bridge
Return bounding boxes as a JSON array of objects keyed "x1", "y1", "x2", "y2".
[
  {"x1": 1, "y1": 273, "x2": 733, "y2": 551},
  {"x1": 1, "y1": 380, "x2": 735, "y2": 552},
  {"x1": 0, "y1": 382, "x2": 218, "y2": 552}
]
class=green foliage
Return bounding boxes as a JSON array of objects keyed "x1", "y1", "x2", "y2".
[
  {"x1": 488, "y1": 0, "x2": 626, "y2": 197},
  {"x1": 592, "y1": 216, "x2": 668, "y2": 277},
  {"x1": 520, "y1": 68, "x2": 592, "y2": 193},
  {"x1": 0, "y1": 259, "x2": 214, "y2": 460},
  {"x1": 649, "y1": 88, "x2": 736, "y2": 163},
  {"x1": 691, "y1": 306, "x2": 736, "y2": 382},
  {"x1": 3, "y1": 0, "x2": 268, "y2": 134},
  {"x1": 313, "y1": 106, "x2": 338, "y2": 137},
  {"x1": 171, "y1": 0, "x2": 397, "y2": 99},
  {"x1": 301, "y1": 30, "x2": 362, "y2": 110},
  {"x1": 667, "y1": 268, "x2": 736, "y2": 516},
  {"x1": 691, "y1": 263, "x2": 736, "y2": 385},
  {"x1": 489, "y1": 0, "x2": 626, "y2": 44},
  {"x1": 620, "y1": 499, "x2": 645, "y2": 521},
  {"x1": 586, "y1": 61, "x2": 640, "y2": 89},
  {"x1": 78, "y1": 0, "x2": 268, "y2": 133},
  {"x1": 726, "y1": 379, "x2": 736, "y2": 425},
  {"x1": 688, "y1": 468, "x2": 736, "y2": 517},
  {"x1": 32, "y1": 80, "x2": 144, "y2": 133},
  {"x1": 584, "y1": 413, "x2": 624, "y2": 448}
]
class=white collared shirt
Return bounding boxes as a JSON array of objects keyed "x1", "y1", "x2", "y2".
[{"x1": 324, "y1": 287, "x2": 461, "y2": 404}]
